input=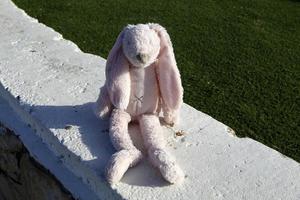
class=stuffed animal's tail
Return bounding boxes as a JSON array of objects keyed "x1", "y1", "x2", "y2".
[{"x1": 94, "y1": 85, "x2": 112, "y2": 120}]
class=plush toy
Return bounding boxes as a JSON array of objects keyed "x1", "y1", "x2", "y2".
[{"x1": 94, "y1": 23, "x2": 184, "y2": 185}]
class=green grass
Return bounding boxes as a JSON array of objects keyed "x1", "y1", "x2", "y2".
[{"x1": 13, "y1": 0, "x2": 300, "y2": 161}]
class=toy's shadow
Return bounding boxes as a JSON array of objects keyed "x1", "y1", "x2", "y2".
[{"x1": 32, "y1": 102, "x2": 168, "y2": 187}]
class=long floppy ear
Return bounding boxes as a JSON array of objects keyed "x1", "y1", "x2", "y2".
[
  {"x1": 149, "y1": 23, "x2": 183, "y2": 121},
  {"x1": 105, "y1": 27, "x2": 131, "y2": 110}
]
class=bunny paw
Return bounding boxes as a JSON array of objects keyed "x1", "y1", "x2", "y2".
[
  {"x1": 106, "y1": 149, "x2": 142, "y2": 184},
  {"x1": 148, "y1": 148, "x2": 184, "y2": 184}
]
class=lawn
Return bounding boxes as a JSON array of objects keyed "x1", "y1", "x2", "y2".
[{"x1": 12, "y1": 0, "x2": 300, "y2": 162}]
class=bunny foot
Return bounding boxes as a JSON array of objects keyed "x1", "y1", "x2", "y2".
[
  {"x1": 106, "y1": 149, "x2": 143, "y2": 184},
  {"x1": 148, "y1": 148, "x2": 184, "y2": 184}
]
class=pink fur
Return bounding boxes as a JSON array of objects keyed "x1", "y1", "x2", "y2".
[
  {"x1": 95, "y1": 23, "x2": 184, "y2": 184},
  {"x1": 94, "y1": 86, "x2": 112, "y2": 119},
  {"x1": 149, "y1": 23, "x2": 183, "y2": 111},
  {"x1": 106, "y1": 109, "x2": 143, "y2": 184},
  {"x1": 139, "y1": 114, "x2": 184, "y2": 184},
  {"x1": 105, "y1": 30, "x2": 131, "y2": 110}
]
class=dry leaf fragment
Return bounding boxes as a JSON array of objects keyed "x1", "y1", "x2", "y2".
[{"x1": 175, "y1": 130, "x2": 186, "y2": 136}]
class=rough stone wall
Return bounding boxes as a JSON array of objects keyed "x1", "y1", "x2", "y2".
[{"x1": 0, "y1": 123, "x2": 74, "y2": 200}]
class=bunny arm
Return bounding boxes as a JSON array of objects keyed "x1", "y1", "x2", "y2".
[
  {"x1": 156, "y1": 58, "x2": 183, "y2": 125},
  {"x1": 94, "y1": 85, "x2": 112, "y2": 120}
]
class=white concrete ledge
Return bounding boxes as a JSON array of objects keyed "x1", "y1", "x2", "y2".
[
  {"x1": 0, "y1": 0, "x2": 299, "y2": 199},
  {"x1": 0, "y1": 91, "x2": 100, "y2": 200}
]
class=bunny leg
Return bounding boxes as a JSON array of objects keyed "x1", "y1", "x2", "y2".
[
  {"x1": 106, "y1": 109, "x2": 143, "y2": 184},
  {"x1": 139, "y1": 114, "x2": 184, "y2": 184}
]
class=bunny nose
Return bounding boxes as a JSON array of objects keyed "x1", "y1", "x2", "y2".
[{"x1": 136, "y1": 53, "x2": 148, "y2": 63}]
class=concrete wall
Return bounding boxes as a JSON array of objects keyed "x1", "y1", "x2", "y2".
[
  {"x1": 0, "y1": 0, "x2": 299, "y2": 199},
  {"x1": 0, "y1": 123, "x2": 73, "y2": 200}
]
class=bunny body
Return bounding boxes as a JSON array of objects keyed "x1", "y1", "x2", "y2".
[
  {"x1": 95, "y1": 23, "x2": 184, "y2": 184},
  {"x1": 126, "y1": 64, "x2": 159, "y2": 117}
]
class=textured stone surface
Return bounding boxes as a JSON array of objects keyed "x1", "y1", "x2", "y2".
[
  {"x1": 0, "y1": 0, "x2": 299, "y2": 199},
  {"x1": 0, "y1": 95, "x2": 100, "y2": 200},
  {"x1": 0, "y1": 123, "x2": 74, "y2": 200}
]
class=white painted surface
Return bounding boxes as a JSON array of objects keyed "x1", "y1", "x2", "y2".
[
  {"x1": 0, "y1": 92, "x2": 100, "y2": 200},
  {"x1": 0, "y1": 0, "x2": 299, "y2": 199}
]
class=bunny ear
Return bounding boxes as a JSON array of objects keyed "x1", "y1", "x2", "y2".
[
  {"x1": 105, "y1": 27, "x2": 131, "y2": 110},
  {"x1": 149, "y1": 23, "x2": 183, "y2": 111}
]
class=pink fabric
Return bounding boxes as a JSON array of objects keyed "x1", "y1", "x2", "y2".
[
  {"x1": 105, "y1": 31, "x2": 131, "y2": 110},
  {"x1": 95, "y1": 23, "x2": 184, "y2": 184},
  {"x1": 150, "y1": 23, "x2": 183, "y2": 111},
  {"x1": 126, "y1": 64, "x2": 160, "y2": 117},
  {"x1": 99, "y1": 24, "x2": 183, "y2": 122}
]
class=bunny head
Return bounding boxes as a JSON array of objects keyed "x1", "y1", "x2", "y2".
[
  {"x1": 105, "y1": 23, "x2": 183, "y2": 116},
  {"x1": 122, "y1": 24, "x2": 160, "y2": 68}
]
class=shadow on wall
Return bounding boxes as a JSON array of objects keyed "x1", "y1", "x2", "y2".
[
  {"x1": 0, "y1": 81, "x2": 123, "y2": 199},
  {"x1": 31, "y1": 102, "x2": 169, "y2": 188}
]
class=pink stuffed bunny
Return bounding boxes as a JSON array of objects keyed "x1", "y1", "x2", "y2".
[{"x1": 95, "y1": 23, "x2": 184, "y2": 184}]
